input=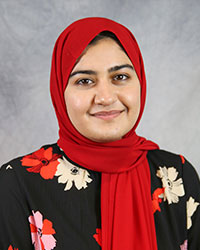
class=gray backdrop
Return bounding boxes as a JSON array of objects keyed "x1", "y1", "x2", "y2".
[{"x1": 0, "y1": 0, "x2": 200, "y2": 173}]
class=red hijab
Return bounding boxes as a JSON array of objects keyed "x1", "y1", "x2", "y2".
[{"x1": 50, "y1": 17, "x2": 159, "y2": 250}]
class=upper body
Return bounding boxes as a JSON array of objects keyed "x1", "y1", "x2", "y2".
[
  {"x1": 0, "y1": 143, "x2": 200, "y2": 249},
  {"x1": 1, "y1": 17, "x2": 199, "y2": 250}
]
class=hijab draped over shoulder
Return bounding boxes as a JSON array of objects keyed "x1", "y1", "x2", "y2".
[{"x1": 50, "y1": 17, "x2": 159, "y2": 250}]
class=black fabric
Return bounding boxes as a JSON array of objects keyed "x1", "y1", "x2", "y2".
[
  {"x1": 0, "y1": 143, "x2": 199, "y2": 250},
  {"x1": 147, "y1": 150, "x2": 200, "y2": 250}
]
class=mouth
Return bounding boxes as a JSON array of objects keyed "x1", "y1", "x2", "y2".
[{"x1": 90, "y1": 110, "x2": 124, "y2": 120}]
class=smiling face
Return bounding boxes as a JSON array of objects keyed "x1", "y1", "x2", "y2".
[{"x1": 64, "y1": 38, "x2": 141, "y2": 143}]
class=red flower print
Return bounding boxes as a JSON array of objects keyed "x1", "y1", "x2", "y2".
[
  {"x1": 21, "y1": 147, "x2": 61, "y2": 179},
  {"x1": 152, "y1": 188, "x2": 165, "y2": 213},
  {"x1": 180, "y1": 155, "x2": 185, "y2": 164},
  {"x1": 8, "y1": 246, "x2": 19, "y2": 250},
  {"x1": 28, "y1": 210, "x2": 56, "y2": 250},
  {"x1": 93, "y1": 228, "x2": 102, "y2": 246}
]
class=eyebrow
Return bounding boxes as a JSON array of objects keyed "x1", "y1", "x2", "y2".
[{"x1": 69, "y1": 64, "x2": 134, "y2": 78}]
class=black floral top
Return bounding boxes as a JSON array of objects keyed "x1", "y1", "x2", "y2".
[{"x1": 0, "y1": 143, "x2": 199, "y2": 250}]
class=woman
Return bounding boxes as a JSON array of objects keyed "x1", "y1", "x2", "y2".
[{"x1": 0, "y1": 17, "x2": 199, "y2": 250}]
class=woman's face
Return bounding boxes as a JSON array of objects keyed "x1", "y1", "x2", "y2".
[{"x1": 64, "y1": 38, "x2": 141, "y2": 143}]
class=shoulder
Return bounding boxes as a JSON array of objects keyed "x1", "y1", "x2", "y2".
[
  {"x1": 0, "y1": 143, "x2": 62, "y2": 190},
  {"x1": 147, "y1": 149, "x2": 199, "y2": 184},
  {"x1": 147, "y1": 148, "x2": 184, "y2": 167},
  {"x1": 147, "y1": 148, "x2": 200, "y2": 201},
  {"x1": 1, "y1": 143, "x2": 61, "y2": 170},
  {"x1": 147, "y1": 148, "x2": 199, "y2": 177}
]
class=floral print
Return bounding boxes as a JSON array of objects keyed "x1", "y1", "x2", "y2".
[
  {"x1": 20, "y1": 147, "x2": 93, "y2": 191},
  {"x1": 93, "y1": 228, "x2": 102, "y2": 246},
  {"x1": 21, "y1": 147, "x2": 61, "y2": 179},
  {"x1": 55, "y1": 157, "x2": 92, "y2": 191},
  {"x1": 6, "y1": 165, "x2": 13, "y2": 170},
  {"x1": 8, "y1": 246, "x2": 18, "y2": 250},
  {"x1": 152, "y1": 188, "x2": 164, "y2": 213},
  {"x1": 180, "y1": 239, "x2": 188, "y2": 250},
  {"x1": 186, "y1": 197, "x2": 199, "y2": 229},
  {"x1": 156, "y1": 166, "x2": 185, "y2": 204},
  {"x1": 28, "y1": 210, "x2": 56, "y2": 250},
  {"x1": 1, "y1": 145, "x2": 200, "y2": 250},
  {"x1": 180, "y1": 155, "x2": 185, "y2": 164}
]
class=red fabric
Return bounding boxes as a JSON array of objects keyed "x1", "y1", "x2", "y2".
[{"x1": 50, "y1": 17, "x2": 159, "y2": 249}]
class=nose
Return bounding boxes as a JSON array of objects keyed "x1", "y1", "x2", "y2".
[{"x1": 94, "y1": 80, "x2": 117, "y2": 106}]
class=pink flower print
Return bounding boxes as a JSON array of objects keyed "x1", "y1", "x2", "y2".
[
  {"x1": 180, "y1": 240, "x2": 188, "y2": 250},
  {"x1": 28, "y1": 210, "x2": 56, "y2": 250}
]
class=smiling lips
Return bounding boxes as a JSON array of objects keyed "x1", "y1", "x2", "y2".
[{"x1": 91, "y1": 110, "x2": 124, "y2": 120}]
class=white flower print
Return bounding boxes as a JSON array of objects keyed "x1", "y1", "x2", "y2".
[
  {"x1": 6, "y1": 165, "x2": 13, "y2": 170},
  {"x1": 55, "y1": 157, "x2": 93, "y2": 191},
  {"x1": 186, "y1": 196, "x2": 199, "y2": 229},
  {"x1": 58, "y1": 145, "x2": 64, "y2": 152},
  {"x1": 156, "y1": 166, "x2": 185, "y2": 204}
]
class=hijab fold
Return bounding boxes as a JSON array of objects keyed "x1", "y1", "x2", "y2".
[{"x1": 50, "y1": 17, "x2": 159, "y2": 250}]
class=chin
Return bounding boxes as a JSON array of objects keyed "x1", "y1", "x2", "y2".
[{"x1": 88, "y1": 132, "x2": 124, "y2": 143}]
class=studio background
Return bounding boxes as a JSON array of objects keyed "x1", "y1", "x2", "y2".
[{"x1": 0, "y1": 0, "x2": 200, "y2": 173}]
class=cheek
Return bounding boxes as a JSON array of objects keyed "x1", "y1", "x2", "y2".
[
  {"x1": 65, "y1": 91, "x2": 90, "y2": 119},
  {"x1": 122, "y1": 85, "x2": 141, "y2": 113}
]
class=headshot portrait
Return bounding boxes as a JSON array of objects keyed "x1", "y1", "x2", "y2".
[{"x1": 0, "y1": 1, "x2": 199, "y2": 250}]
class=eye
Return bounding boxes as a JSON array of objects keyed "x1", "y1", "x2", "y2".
[
  {"x1": 75, "y1": 78, "x2": 94, "y2": 86},
  {"x1": 113, "y1": 74, "x2": 129, "y2": 81}
]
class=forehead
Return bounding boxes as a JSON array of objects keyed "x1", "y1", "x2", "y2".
[{"x1": 72, "y1": 38, "x2": 133, "y2": 71}]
